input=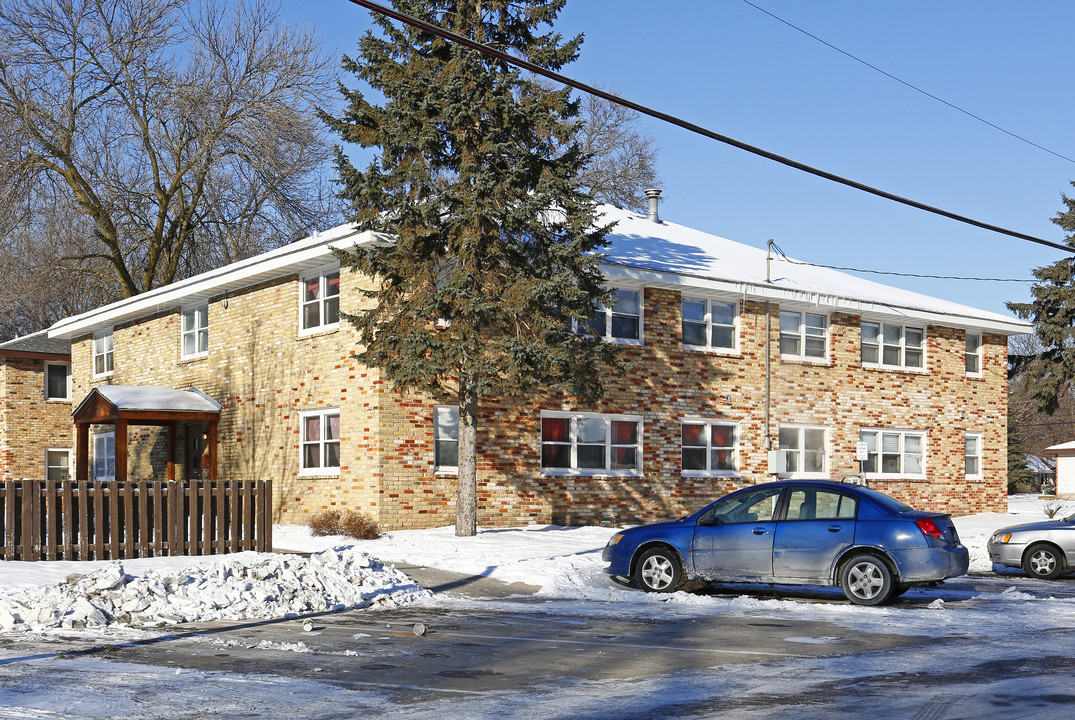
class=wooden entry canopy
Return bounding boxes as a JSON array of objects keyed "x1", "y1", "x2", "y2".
[{"x1": 73, "y1": 386, "x2": 222, "y2": 483}]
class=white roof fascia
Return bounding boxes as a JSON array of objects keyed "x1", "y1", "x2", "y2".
[
  {"x1": 600, "y1": 262, "x2": 1033, "y2": 336},
  {"x1": 49, "y1": 226, "x2": 387, "y2": 340}
]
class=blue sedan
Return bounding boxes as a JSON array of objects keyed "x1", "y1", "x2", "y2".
[{"x1": 603, "y1": 479, "x2": 968, "y2": 605}]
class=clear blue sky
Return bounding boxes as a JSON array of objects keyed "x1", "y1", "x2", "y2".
[{"x1": 281, "y1": 0, "x2": 1075, "y2": 319}]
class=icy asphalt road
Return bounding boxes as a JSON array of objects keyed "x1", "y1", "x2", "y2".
[{"x1": 1, "y1": 569, "x2": 1074, "y2": 719}]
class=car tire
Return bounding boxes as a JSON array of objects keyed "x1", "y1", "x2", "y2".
[
  {"x1": 634, "y1": 547, "x2": 683, "y2": 593},
  {"x1": 1023, "y1": 543, "x2": 1065, "y2": 580},
  {"x1": 840, "y1": 554, "x2": 894, "y2": 606}
]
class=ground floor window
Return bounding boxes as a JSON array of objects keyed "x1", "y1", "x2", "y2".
[
  {"x1": 859, "y1": 429, "x2": 925, "y2": 478},
  {"x1": 540, "y1": 412, "x2": 642, "y2": 475},
  {"x1": 93, "y1": 432, "x2": 115, "y2": 482},
  {"x1": 46, "y1": 448, "x2": 71, "y2": 481},
  {"x1": 435, "y1": 405, "x2": 459, "y2": 472},
  {"x1": 681, "y1": 419, "x2": 738, "y2": 476},
  {"x1": 965, "y1": 433, "x2": 982, "y2": 478},
  {"x1": 778, "y1": 424, "x2": 827, "y2": 476},
  {"x1": 300, "y1": 409, "x2": 340, "y2": 474}
]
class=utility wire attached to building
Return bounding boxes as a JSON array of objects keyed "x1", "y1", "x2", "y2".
[{"x1": 344, "y1": 0, "x2": 1075, "y2": 256}]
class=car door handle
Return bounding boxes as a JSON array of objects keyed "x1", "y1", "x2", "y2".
[
  {"x1": 752, "y1": 527, "x2": 768, "y2": 535},
  {"x1": 827, "y1": 525, "x2": 842, "y2": 533}
]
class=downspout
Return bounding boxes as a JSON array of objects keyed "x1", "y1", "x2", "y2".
[{"x1": 765, "y1": 239, "x2": 773, "y2": 455}]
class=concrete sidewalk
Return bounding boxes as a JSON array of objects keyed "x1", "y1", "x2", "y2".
[{"x1": 392, "y1": 562, "x2": 541, "y2": 599}]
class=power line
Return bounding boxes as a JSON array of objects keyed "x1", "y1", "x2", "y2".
[
  {"x1": 740, "y1": 0, "x2": 1075, "y2": 166},
  {"x1": 342, "y1": 0, "x2": 1074, "y2": 256},
  {"x1": 769, "y1": 243, "x2": 1034, "y2": 283}
]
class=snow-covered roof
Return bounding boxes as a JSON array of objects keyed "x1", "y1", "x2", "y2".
[
  {"x1": 48, "y1": 225, "x2": 391, "y2": 340},
  {"x1": 1046, "y1": 441, "x2": 1075, "y2": 454},
  {"x1": 597, "y1": 205, "x2": 1030, "y2": 335},
  {"x1": 47, "y1": 205, "x2": 1029, "y2": 339},
  {"x1": 80, "y1": 385, "x2": 221, "y2": 414}
]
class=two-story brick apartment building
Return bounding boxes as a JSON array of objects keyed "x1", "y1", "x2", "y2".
[
  {"x1": 45, "y1": 204, "x2": 1030, "y2": 529},
  {"x1": 0, "y1": 331, "x2": 73, "y2": 482}
]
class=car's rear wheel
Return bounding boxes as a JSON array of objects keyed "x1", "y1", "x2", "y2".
[
  {"x1": 840, "y1": 554, "x2": 894, "y2": 606},
  {"x1": 1024, "y1": 543, "x2": 1064, "y2": 580},
  {"x1": 634, "y1": 547, "x2": 683, "y2": 593}
]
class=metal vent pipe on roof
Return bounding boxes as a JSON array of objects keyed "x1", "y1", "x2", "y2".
[{"x1": 644, "y1": 188, "x2": 662, "y2": 223}]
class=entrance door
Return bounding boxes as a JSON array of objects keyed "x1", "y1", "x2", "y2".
[
  {"x1": 186, "y1": 423, "x2": 207, "y2": 480},
  {"x1": 92, "y1": 432, "x2": 115, "y2": 482}
]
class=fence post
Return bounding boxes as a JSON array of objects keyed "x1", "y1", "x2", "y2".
[{"x1": 20, "y1": 479, "x2": 37, "y2": 561}]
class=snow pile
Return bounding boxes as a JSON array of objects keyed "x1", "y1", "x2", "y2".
[{"x1": 0, "y1": 547, "x2": 431, "y2": 632}]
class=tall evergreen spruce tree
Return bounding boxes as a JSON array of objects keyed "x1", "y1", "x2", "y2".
[
  {"x1": 324, "y1": 0, "x2": 621, "y2": 536},
  {"x1": 1008, "y1": 187, "x2": 1075, "y2": 414}
]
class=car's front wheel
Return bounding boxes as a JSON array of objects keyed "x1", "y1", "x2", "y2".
[
  {"x1": 634, "y1": 547, "x2": 683, "y2": 593},
  {"x1": 1024, "y1": 543, "x2": 1065, "y2": 580},
  {"x1": 840, "y1": 554, "x2": 894, "y2": 606}
]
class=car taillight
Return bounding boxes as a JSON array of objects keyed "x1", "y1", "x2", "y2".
[{"x1": 915, "y1": 517, "x2": 945, "y2": 540}]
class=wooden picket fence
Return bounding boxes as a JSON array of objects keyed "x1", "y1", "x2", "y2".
[{"x1": 0, "y1": 479, "x2": 272, "y2": 562}]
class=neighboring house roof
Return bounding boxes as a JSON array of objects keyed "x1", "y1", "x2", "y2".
[
  {"x1": 1046, "y1": 441, "x2": 1075, "y2": 454},
  {"x1": 1027, "y1": 454, "x2": 1056, "y2": 472},
  {"x1": 48, "y1": 205, "x2": 1030, "y2": 340},
  {"x1": 0, "y1": 330, "x2": 71, "y2": 359}
]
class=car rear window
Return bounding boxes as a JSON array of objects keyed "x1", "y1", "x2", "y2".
[{"x1": 854, "y1": 485, "x2": 914, "y2": 513}]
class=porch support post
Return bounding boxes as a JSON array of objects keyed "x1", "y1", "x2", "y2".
[
  {"x1": 207, "y1": 420, "x2": 219, "y2": 481},
  {"x1": 166, "y1": 420, "x2": 176, "y2": 481},
  {"x1": 76, "y1": 423, "x2": 89, "y2": 483},
  {"x1": 115, "y1": 420, "x2": 128, "y2": 483}
]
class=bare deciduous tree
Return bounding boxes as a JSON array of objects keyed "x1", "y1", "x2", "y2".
[
  {"x1": 575, "y1": 88, "x2": 661, "y2": 212},
  {"x1": 0, "y1": 0, "x2": 342, "y2": 302}
]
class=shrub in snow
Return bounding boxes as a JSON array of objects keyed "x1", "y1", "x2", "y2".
[
  {"x1": 0, "y1": 548, "x2": 430, "y2": 633},
  {"x1": 309, "y1": 510, "x2": 381, "y2": 540}
]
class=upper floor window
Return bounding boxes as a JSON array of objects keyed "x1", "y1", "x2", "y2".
[
  {"x1": 45, "y1": 363, "x2": 71, "y2": 401},
  {"x1": 300, "y1": 408, "x2": 340, "y2": 474},
  {"x1": 778, "y1": 424, "x2": 828, "y2": 477},
  {"x1": 965, "y1": 433, "x2": 982, "y2": 478},
  {"x1": 93, "y1": 330, "x2": 114, "y2": 377},
  {"x1": 181, "y1": 304, "x2": 209, "y2": 359},
  {"x1": 681, "y1": 419, "x2": 738, "y2": 476},
  {"x1": 966, "y1": 333, "x2": 982, "y2": 376},
  {"x1": 682, "y1": 297, "x2": 737, "y2": 351},
  {"x1": 434, "y1": 405, "x2": 459, "y2": 472},
  {"x1": 586, "y1": 289, "x2": 642, "y2": 344},
  {"x1": 46, "y1": 448, "x2": 71, "y2": 481},
  {"x1": 301, "y1": 267, "x2": 340, "y2": 333},
  {"x1": 859, "y1": 429, "x2": 925, "y2": 478},
  {"x1": 862, "y1": 321, "x2": 923, "y2": 370},
  {"x1": 540, "y1": 412, "x2": 642, "y2": 475},
  {"x1": 779, "y1": 311, "x2": 827, "y2": 361}
]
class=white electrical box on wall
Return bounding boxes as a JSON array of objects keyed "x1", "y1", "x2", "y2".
[{"x1": 767, "y1": 450, "x2": 787, "y2": 474}]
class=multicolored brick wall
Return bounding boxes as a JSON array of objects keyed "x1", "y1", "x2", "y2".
[
  {"x1": 66, "y1": 271, "x2": 1008, "y2": 530},
  {"x1": 0, "y1": 357, "x2": 72, "y2": 481}
]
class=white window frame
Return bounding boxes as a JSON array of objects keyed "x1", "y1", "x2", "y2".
[
  {"x1": 46, "y1": 448, "x2": 72, "y2": 481},
  {"x1": 92, "y1": 432, "x2": 115, "y2": 482},
  {"x1": 299, "y1": 266, "x2": 341, "y2": 335},
  {"x1": 965, "y1": 432, "x2": 983, "y2": 479},
  {"x1": 93, "y1": 329, "x2": 114, "y2": 378},
  {"x1": 682, "y1": 296, "x2": 738, "y2": 352},
  {"x1": 181, "y1": 303, "x2": 210, "y2": 359},
  {"x1": 584, "y1": 288, "x2": 643, "y2": 345},
  {"x1": 861, "y1": 321, "x2": 925, "y2": 371},
  {"x1": 965, "y1": 332, "x2": 982, "y2": 377},
  {"x1": 779, "y1": 310, "x2": 828, "y2": 362},
  {"x1": 859, "y1": 428, "x2": 927, "y2": 479},
  {"x1": 44, "y1": 362, "x2": 71, "y2": 401},
  {"x1": 540, "y1": 411, "x2": 643, "y2": 476},
  {"x1": 434, "y1": 405, "x2": 459, "y2": 474},
  {"x1": 299, "y1": 408, "x2": 341, "y2": 475},
  {"x1": 777, "y1": 424, "x2": 829, "y2": 479},
  {"x1": 680, "y1": 418, "x2": 740, "y2": 477}
]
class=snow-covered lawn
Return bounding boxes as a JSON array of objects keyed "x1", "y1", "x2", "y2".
[{"x1": 0, "y1": 494, "x2": 1072, "y2": 634}]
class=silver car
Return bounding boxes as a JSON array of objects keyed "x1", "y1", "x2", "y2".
[{"x1": 988, "y1": 513, "x2": 1075, "y2": 579}]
